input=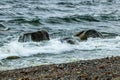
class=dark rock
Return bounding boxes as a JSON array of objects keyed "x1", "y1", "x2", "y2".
[
  {"x1": 6, "y1": 56, "x2": 20, "y2": 60},
  {"x1": 18, "y1": 30, "x2": 50, "y2": 42},
  {"x1": 60, "y1": 37, "x2": 79, "y2": 44},
  {"x1": 75, "y1": 29, "x2": 103, "y2": 40}
]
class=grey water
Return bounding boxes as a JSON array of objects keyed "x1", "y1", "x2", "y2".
[{"x1": 0, "y1": 0, "x2": 120, "y2": 71}]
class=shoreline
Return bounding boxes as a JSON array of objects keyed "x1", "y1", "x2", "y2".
[{"x1": 0, "y1": 56, "x2": 120, "y2": 80}]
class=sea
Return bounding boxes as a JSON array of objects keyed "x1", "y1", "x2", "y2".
[{"x1": 0, "y1": 0, "x2": 120, "y2": 71}]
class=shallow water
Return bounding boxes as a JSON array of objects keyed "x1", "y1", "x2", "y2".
[{"x1": 0, "y1": 0, "x2": 120, "y2": 71}]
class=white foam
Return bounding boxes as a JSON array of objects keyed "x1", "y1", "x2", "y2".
[
  {"x1": 0, "y1": 36, "x2": 120, "y2": 60},
  {"x1": 0, "y1": 38, "x2": 73, "y2": 59}
]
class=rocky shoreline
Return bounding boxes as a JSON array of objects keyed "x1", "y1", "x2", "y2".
[{"x1": 0, "y1": 56, "x2": 120, "y2": 80}]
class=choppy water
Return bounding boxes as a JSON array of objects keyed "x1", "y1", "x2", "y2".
[{"x1": 0, "y1": 0, "x2": 120, "y2": 71}]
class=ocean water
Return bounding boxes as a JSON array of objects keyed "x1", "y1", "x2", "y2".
[{"x1": 0, "y1": 0, "x2": 120, "y2": 71}]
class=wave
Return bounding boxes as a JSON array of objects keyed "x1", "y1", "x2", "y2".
[
  {"x1": 7, "y1": 18, "x2": 42, "y2": 26},
  {"x1": 7, "y1": 14, "x2": 120, "y2": 25},
  {"x1": 57, "y1": 2, "x2": 76, "y2": 8},
  {"x1": 57, "y1": 0, "x2": 116, "y2": 7},
  {"x1": 0, "y1": 38, "x2": 72, "y2": 60},
  {"x1": 97, "y1": 13, "x2": 120, "y2": 21},
  {"x1": 46, "y1": 14, "x2": 99, "y2": 24},
  {"x1": 33, "y1": 6, "x2": 50, "y2": 11},
  {"x1": 78, "y1": 0, "x2": 114, "y2": 5},
  {"x1": 102, "y1": 32, "x2": 119, "y2": 37},
  {"x1": 1, "y1": 36, "x2": 120, "y2": 60},
  {"x1": 0, "y1": 24, "x2": 9, "y2": 31},
  {"x1": 46, "y1": 12, "x2": 120, "y2": 24}
]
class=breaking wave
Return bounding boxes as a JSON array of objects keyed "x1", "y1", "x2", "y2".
[{"x1": 1, "y1": 36, "x2": 120, "y2": 60}]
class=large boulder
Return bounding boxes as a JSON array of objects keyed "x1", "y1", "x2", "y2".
[
  {"x1": 74, "y1": 29, "x2": 103, "y2": 40},
  {"x1": 18, "y1": 30, "x2": 50, "y2": 42}
]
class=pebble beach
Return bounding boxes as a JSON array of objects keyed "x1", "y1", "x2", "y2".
[{"x1": 0, "y1": 56, "x2": 120, "y2": 80}]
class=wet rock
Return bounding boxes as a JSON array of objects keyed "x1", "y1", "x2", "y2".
[
  {"x1": 60, "y1": 37, "x2": 79, "y2": 44},
  {"x1": 18, "y1": 30, "x2": 50, "y2": 42},
  {"x1": 75, "y1": 29, "x2": 103, "y2": 40},
  {"x1": 6, "y1": 56, "x2": 20, "y2": 60}
]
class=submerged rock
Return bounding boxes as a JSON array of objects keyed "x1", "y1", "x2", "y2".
[
  {"x1": 75, "y1": 29, "x2": 103, "y2": 40},
  {"x1": 18, "y1": 30, "x2": 50, "y2": 42},
  {"x1": 60, "y1": 37, "x2": 79, "y2": 44}
]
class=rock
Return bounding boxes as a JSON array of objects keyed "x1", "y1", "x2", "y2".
[
  {"x1": 18, "y1": 30, "x2": 50, "y2": 42},
  {"x1": 61, "y1": 29, "x2": 103, "y2": 44},
  {"x1": 60, "y1": 37, "x2": 75, "y2": 44},
  {"x1": 74, "y1": 29, "x2": 103, "y2": 40},
  {"x1": 6, "y1": 56, "x2": 20, "y2": 60},
  {"x1": 60, "y1": 37, "x2": 79, "y2": 44}
]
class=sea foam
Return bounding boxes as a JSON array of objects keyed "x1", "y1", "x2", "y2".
[{"x1": 0, "y1": 36, "x2": 120, "y2": 60}]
